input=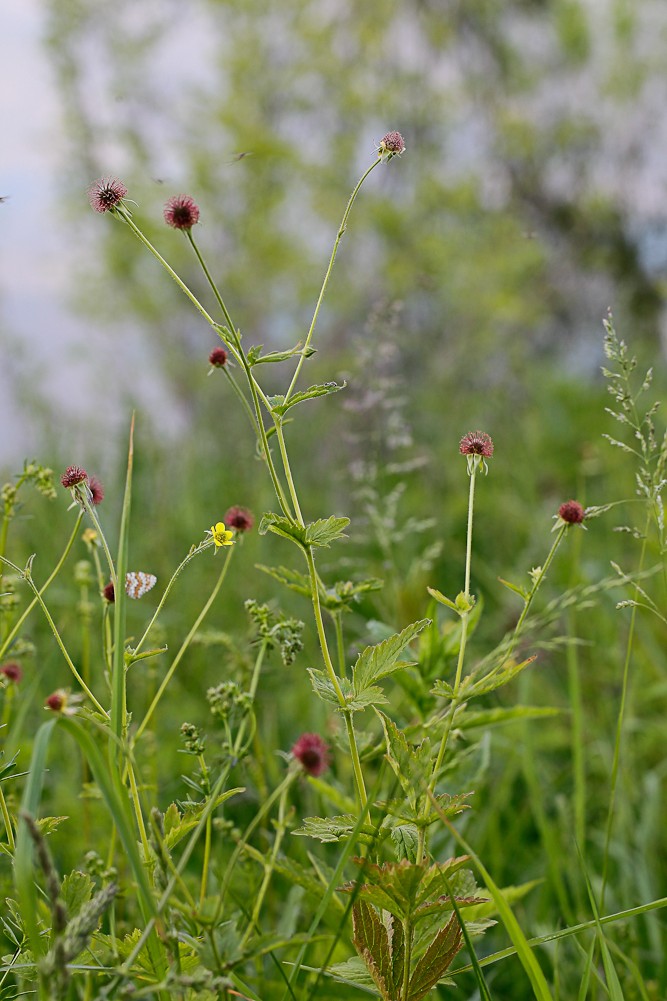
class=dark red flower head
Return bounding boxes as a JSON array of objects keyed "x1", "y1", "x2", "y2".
[
  {"x1": 558, "y1": 500, "x2": 585, "y2": 525},
  {"x1": 378, "y1": 131, "x2": 406, "y2": 159},
  {"x1": 88, "y1": 476, "x2": 104, "y2": 505},
  {"x1": 60, "y1": 465, "x2": 88, "y2": 489},
  {"x1": 102, "y1": 581, "x2": 115, "y2": 603},
  {"x1": 164, "y1": 194, "x2": 200, "y2": 230},
  {"x1": 88, "y1": 178, "x2": 128, "y2": 213},
  {"x1": 459, "y1": 431, "x2": 494, "y2": 458},
  {"x1": 291, "y1": 733, "x2": 330, "y2": 777},
  {"x1": 0, "y1": 662, "x2": 22, "y2": 684},
  {"x1": 45, "y1": 690, "x2": 66, "y2": 713},
  {"x1": 224, "y1": 506, "x2": 254, "y2": 533},
  {"x1": 209, "y1": 346, "x2": 228, "y2": 368}
]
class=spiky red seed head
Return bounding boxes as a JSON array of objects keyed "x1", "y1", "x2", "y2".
[
  {"x1": 164, "y1": 194, "x2": 200, "y2": 230},
  {"x1": 291, "y1": 733, "x2": 330, "y2": 776}
]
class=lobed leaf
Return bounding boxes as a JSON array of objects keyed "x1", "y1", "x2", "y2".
[
  {"x1": 353, "y1": 619, "x2": 430, "y2": 694},
  {"x1": 270, "y1": 381, "x2": 346, "y2": 416}
]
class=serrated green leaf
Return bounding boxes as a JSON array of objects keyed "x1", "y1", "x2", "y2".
[
  {"x1": 308, "y1": 668, "x2": 349, "y2": 707},
  {"x1": 391, "y1": 825, "x2": 419, "y2": 863},
  {"x1": 304, "y1": 515, "x2": 350, "y2": 547},
  {"x1": 466, "y1": 654, "x2": 538, "y2": 698},
  {"x1": 459, "y1": 706, "x2": 560, "y2": 730},
  {"x1": 407, "y1": 913, "x2": 462, "y2": 1000},
  {"x1": 342, "y1": 857, "x2": 472, "y2": 923},
  {"x1": 270, "y1": 381, "x2": 346, "y2": 416},
  {"x1": 258, "y1": 512, "x2": 307, "y2": 547},
  {"x1": 353, "y1": 619, "x2": 430, "y2": 693},
  {"x1": 345, "y1": 685, "x2": 389, "y2": 711},
  {"x1": 376, "y1": 710, "x2": 431, "y2": 812},
  {"x1": 352, "y1": 900, "x2": 399, "y2": 1001},
  {"x1": 163, "y1": 791, "x2": 244, "y2": 851},
  {"x1": 293, "y1": 815, "x2": 376, "y2": 844},
  {"x1": 61, "y1": 870, "x2": 95, "y2": 917},
  {"x1": 255, "y1": 563, "x2": 312, "y2": 597}
]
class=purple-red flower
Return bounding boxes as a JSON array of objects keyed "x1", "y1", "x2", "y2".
[
  {"x1": 209, "y1": 346, "x2": 228, "y2": 368},
  {"x1": 88, "y1": 178, "x2": 128, "y2": 213},
  {"x1": 45, "y1": 688, "x2": 82, "y2": 715},
  {"x1": 60, "y1": 465, "x2": 88, "y2": 489},
  {"x1": 378, "y1": 131, "x2": 406, "y2": 160},
  {"x1": 0, "y1": 662, "x2": 22, "y2": 684},
  {"x1": 102, "y1": 581, "x2": 115, "y2": 603},
  {"x1": 224, "y1": 506, "x2": 254, "y2": 534},
  {"x1": 459, "y1": 431, "x2": 494, "y2": 458},
  {"x1": 291, "y1": 733, "x2": 330, "y2": 777},
  {"x1": 164, "y1": 194, "x2": 200, "y2": 230},
  {"x1": 558, "y1": 500, "x2": 585, "y2": 525},
  {"x1": 88, "y1": 476, "x2": 104, "y2": 506}
]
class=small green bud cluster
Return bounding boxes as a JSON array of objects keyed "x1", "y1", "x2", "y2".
[{"x1": 180, "y1": 721, "x2": 206, "y2": 755}]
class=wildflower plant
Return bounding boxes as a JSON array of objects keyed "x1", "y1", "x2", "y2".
[{"x1": 0, "y1": 134, "x2": 663, "y2": 1001}]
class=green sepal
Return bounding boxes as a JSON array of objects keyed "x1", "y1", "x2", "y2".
[
  {"x1": 498, "y1": 577, "x2": 530, "y2": 600},
  {"x1": 426, "y1": 587, "x2": 461, "y2": 614}
]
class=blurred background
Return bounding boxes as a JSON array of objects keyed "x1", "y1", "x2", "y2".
[{"x1": 2, "y1": 3, "x2": 667, "y2": 991}]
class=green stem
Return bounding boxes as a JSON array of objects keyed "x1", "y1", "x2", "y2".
[
  {"x1": 132, "y1": 544, "x2": 235, "y2": 744},
  {"x1": 401, "y1": 917, "x2": 413, "y2": 1000},
  {"x1": 0, "y1": 510, "x2": 85, "y2": 662},
  {"x1": 214, "y1": 771, "x2": 296, "y2": 924},
  {"x1": 0, "y1": 783, "x2": 15, "y2": 851},
  {"x1": 0, "y1": 556, "x2": 108, "y2": 716},
  {"x1": 186, "y1": 230, "x2": 293, "y2": 518},
  {"x1": 285, "y1": 157, "x2": 382, "y2": 402},
  {"x1": 240, "y1": 778, "x2": 290, "y2": 948},
  {"x1": 273, "y1": 420, "x2": 303, "y2": 524},
  {"x1": 304, "y1": 547, "x2": 366, "y2": 807},
  {"x1": 599, "y1": 512, "x2": 650, "y2": 910},
  {"x1": 510, "y1": 524, "x2": 567, "y2": 653},
  {"x1": 132, "y1": 539, "x2": 210, "y2": 658},
  {"x1": 463, "y1": 468, "x2": 476, "y2": 601},
  {"x1": 118, "y1": 209, "x2": 221, "y2": 332}
]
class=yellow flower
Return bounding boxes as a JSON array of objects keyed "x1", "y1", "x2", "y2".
[{"x1": 210, "y1": 521, "x2": 234, "y2": 548}]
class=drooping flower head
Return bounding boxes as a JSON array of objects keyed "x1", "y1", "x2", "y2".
[
  {"x1": 164, "y1": 194, "x2": 200, "y2": 230},
  {"x1": 459, "y1": 431, "x2": 494, "y2": 475},
  {"x1": 291, "y1": 733, "x2": 330, "y2": 777},
  {"x1": 378, "y1": 131, "x2": 406, "y2": 161},
  {"x1": 556, "y1": 500, "x2": 586, "y2": 528},
  {"x1": 88, "y1": 476, "x2": 104, "y2": 505},
  {"x1": 0, "y1": 662, "x2": 22, "y2": 684},
  {"x1": 210, "y1": 521, "x2": 234, "y2": 550},
  {"x1": 209, "y1": 346, "x2": 228, "y2": 369},
  {"x1": 224, "y1": 506, "x2": 254, "y2": 534},
  {"x1": 102, "y1": 581, "x2": 115, "y2": 603},
  {"x1": 88, "y1": 178, "x2": 128, "y2": 214}
]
